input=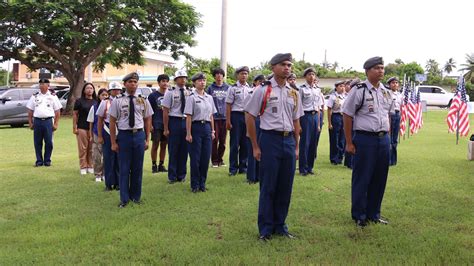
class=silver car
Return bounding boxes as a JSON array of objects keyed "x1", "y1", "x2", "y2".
[{"x1": 0, "y1": 87, "x2": 39, "y2": 127}]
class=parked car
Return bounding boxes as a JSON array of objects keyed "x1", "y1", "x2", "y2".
[
  {"x1": 0, "y1": 87, "x2": 39, "y2": 127},
  {"x1": 416, "y1": 85, "x2": 470, "y2": 107}
]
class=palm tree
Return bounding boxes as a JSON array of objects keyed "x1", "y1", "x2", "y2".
[
  {"x1": 443, "y1": 58, "x2": 456, "y2": 75},
  {"x1": 460, "y1": 53, "x2": 474, "y2": 82}
]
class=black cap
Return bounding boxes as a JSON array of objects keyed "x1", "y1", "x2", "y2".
[
  {"x1": 288, "y1": 73, "x2": 297, "y2": 79},
  {"x1": 39, "y1": 78, "x2": 50, "y2": 84},
  {"x1": 303, "y1": 67, "x2": 316, "y2": 77},
  {"x1": 123, "y1": 72, "x2": 139, "y2": 82},
  {"x1": 235, "y1": 66, "x2": 250, "y2": 75},
  {"x1": 270, "y1": 53, "x2": 292, "y2": 66},
  {"x1": 387, "y1": 76, "x2": 399, "y2": 84},
  {"x1": 363, "y1": 56, "x2": 384, "y2": 70},
  {"x1": 157, "y1": 74, "x2": 170, "y2": 82},
  {"x1": 191, "y1": 72, "x2": 206, "y2": 82},
  {"x1": 253, "y1": 74, "x2": 265, "y2": 82},
  {"x1": 212, "y1": 68, "x2": 226, "y2": 77}
]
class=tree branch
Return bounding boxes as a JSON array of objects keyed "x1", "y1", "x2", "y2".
[
  {"x1": 82, "y1": 22, "x2": 122, "y2": 66},
  {"x1": 30, "y1": 33, "x2": 71, "y2": 73}
]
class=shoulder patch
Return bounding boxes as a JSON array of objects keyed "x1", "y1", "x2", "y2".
[{"x1": 352, "y1": 83, "x2": 367, "y2": 89}]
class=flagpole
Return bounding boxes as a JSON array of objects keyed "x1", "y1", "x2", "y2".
[{"x1": 456, "y1": 108, "x2": 460, "y2": 145}]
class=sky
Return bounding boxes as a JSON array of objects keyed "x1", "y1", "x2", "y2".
[
  {"x1": 180, "y1": 0, "x2": 473, "y2": 73},
  {"x1": 1, "y1": 0, "x2": 472, "y2": 74}
]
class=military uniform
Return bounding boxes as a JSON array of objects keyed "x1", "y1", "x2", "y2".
[
  {"x1": 226, "y1": 74, "x2": 250, "y2": 175},
  {"x1": 26, "y1": 81, "x2": 62, "y2": 166},
  {"x1": 185, "y1": 73, "x2": 217, "y2": 192},
  {"x1": 298, "y1": 76, "x2": 322, "y2": 175},
  {"x1": 327, "y1": 84, "x2": 346, "y2": 164},
  {"x1": 245, "y1": 53, "x2": 304, "y2": 239},
  {"x1": 109, "y1": 73, "x2": 154, "y2": 206},
  {"x1": 343, "y1": 58, "x2": 395, "y2": 225},
  {"x1": 162, "y1": 81, "x2": 192, "y2": 182},
  {"x1": 245, "y1": 84, "x2": 261, "y2": 183},
  {"x1": 388, "y1": 77, "x2": 403, "y2": 166}
]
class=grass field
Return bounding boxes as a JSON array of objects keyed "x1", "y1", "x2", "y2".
[{"x1": 0, "y1": 110, "x2": 472, "y2": 264}]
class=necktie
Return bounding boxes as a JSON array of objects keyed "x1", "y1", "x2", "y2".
[
  {"x1": 129, "y1": 95, "x2": 135, "y2": 128},
  {"x1": 180, "y1": 88, "x2": 185, "y2": 114}
]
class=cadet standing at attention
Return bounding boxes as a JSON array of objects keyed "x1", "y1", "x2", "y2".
[
  {"x1": 27, "y1": 78, "x2": 62, "y2": 167},
  {"x1": 327, "y1": 81, "x2": 346, "y2": 165},
  {"x1": 298, "y1": 68, "x2": 321, "y2": 175},
  {"x1": 343, "y1": 78, "x2": 359, "y2": 169},
  {"x1": 387, "y1": 77, "x2": 402, "y2": 166},
  {"x1": 226, "y1": 66, "x2": 250, "y2": 176},
  {"x1": 245, "y1": 53, "x2": 304, "y2": 241},
  {"x1": 109, "y1": 72, "x2": 153, "y2": 208},
  {"x1": 185, "y1": 73, "x2": 217, "y2": 193},
  {"x1": 343, "y1": 57, "x2": 394, "y2": 227},
  {"x1": 162, "y1": 70, "x2": 191, "y2": 183}
]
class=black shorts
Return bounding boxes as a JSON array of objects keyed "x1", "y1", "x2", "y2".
[{"x1": 151, "y1": 128, "x2": 167, "y2": 142}]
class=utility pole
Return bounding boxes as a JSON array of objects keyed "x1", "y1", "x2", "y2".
[{"x1": 220, "y1": 0, "x2": 228, "y2": 77}]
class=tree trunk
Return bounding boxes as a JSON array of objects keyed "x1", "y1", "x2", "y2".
[{"x1": 64, "y1": 69, "x2": 85, "y2": 114}]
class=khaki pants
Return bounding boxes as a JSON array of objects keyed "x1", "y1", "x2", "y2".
[
  {"x1": 92, "y1": 134, "x2": 104, "y2": 176},
  {"x1": 76, "y1": 128, "x2": 93, "y2": 169}
]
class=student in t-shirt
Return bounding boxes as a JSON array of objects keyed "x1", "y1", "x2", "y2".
[{"x1": 73, "y1": 82, "x2": 97, "y2": 175}]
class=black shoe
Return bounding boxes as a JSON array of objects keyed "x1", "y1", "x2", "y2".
[
  {"x1": 229, "y1": 172, "x2": 237, "y2": 176},
  {"x1": 355, "y1": 219, "x2": 368, "y2": 227},
  {"x1": 278, "y1": 232, "x2": 297, "y2": 239},
  {"x1": 35, "y1": 162, "x2": 43, "y2": 167},
  {"x1": 192, "y1": 188, "x2": 198, "y2": 193},
  {"x1": 308, "y1": 170, "x2": 315, "y2": 175},
  {"x1": 104, "y1": 186, "x2": 113, "y2": 191},
  {"x1": 113, "y1": 185, "x2": 120, "y2": 191},
  {"x1": 238, "y1": 169, "x2": 247, "y2": 174},
  {"x1": 200, "y1": 187, "x2": 206, "y2": 192},
  {"x1": 247, "y1": 180, "x2": 257, "y2": 184},
  {"x1": 369, "y1": 218, "x2": 389, "y2": 225},
  {"x1": 300, "y1": 172, "x2": 308, "y2": 176},
  {"x1": 131, "y1": 199, "x2": 141, "y2": 205},
  {"x1": 179, "y1": 178, "x2": 186, "y2": 183},
  {"x1": 258, "y1": 235, "x2": 272, "y2": 242},
  {"x1": 158, "y1": 164, "x2": 167, "y2": 172},
  {"x1": 152, "y1": 165, "x2": 158, "y2": 173},
  {"x1": 44, "y1": 162, "x2": 51, "y2": 167},
  {"x1": 168, "y1": 180, "x2": 177, "y2": 184},
  {"x1": 118, "y1": 202, "x2": 128, "y2": 208},
  {"x1": 331, "y1": 162, "x2": 338, "y2": 165}
]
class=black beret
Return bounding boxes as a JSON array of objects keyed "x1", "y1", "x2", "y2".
[
  {"x1": 191, "y1": 72, "x2": 206, "y2": 82},
  {"x1": 253, "y1": 74, "x2": 265, "y2": 82},
  {"x1": 303, "y1": 67, "x2": 317, "y2": 77},
  {"x1": 212, "y1": 68, "x2": 226, "y2": 77},
  {"x1": 387, "y1": 76, "x2": 399, "y2": 84},
  {"x1": 335, "y1": 80, "x2": 345, "y2": 87},
  {"x1": 235, "y1": 66, "x2": 250, "y2": 74},
  {"x1": 157, "y1": 74, "x2": 170, "y2": 82},
  {"x1": 39, "y1": 78, "x2": 50, "y2": 84},
  {"x1": 123, "y1": 72, "x2": 139, "y2": 82},
  {"x1": 363, "y1": 56, "x2": 384, "y2": 70},
  {"x1": 270, "y1": 53, "x2": 292, "y2": 66},
  {"x1": 288, "y1": 73, "x2": 297, "y2": 79}
]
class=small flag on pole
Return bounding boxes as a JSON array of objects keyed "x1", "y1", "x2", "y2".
[{"x1": 447, "y1": 76, "x2": 470, "y2": 137}]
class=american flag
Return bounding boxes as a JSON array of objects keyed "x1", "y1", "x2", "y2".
[
  {"x1": 408, "y1": 87, "x2": 418, "y2": 134},
  {"x1": 447, "y1": 76, "x2": 470, "y2": 136},
  {"x1": 413, "y1": 89, "x2": 423, "y2": 133},
  {"x1": 399, "y1": 81, "x2": 410, "y2": 136}
]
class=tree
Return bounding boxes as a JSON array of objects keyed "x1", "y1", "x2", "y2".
[
  {"x1": 443, "y1": 58, "x2": 456, "y2": 75},
  {"x1": 0, "y1": 68, "x2": 11, "y2": 86},
  {"x1": 460, "y1": 53, "x2": 474, "y2": 83},
  {"x1": 184, "y1": 57, "x2": 236, "y2": 86},
  {"x1": 0, "y1": 1, "x2": 201, "y2": 110}
]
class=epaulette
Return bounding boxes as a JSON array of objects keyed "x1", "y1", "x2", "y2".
[
  {"x1": 299, "y1": 84, "x2": 307, "y2": 88},
  {"x1": 231, "y1": 83, "x2": 237, "y2": 87},
  {"x1": 33, "y1": 91, "x2": 39, "y2": 96},
  {"x1": 352, "y1": 82, "x2": 367, "y2": 89},
  {"x1": 138, "y1": 94, "x2": 146, "y2": 99},
  {"x1": 189, "y1": 92, "x2": 194, "y2": 96}
]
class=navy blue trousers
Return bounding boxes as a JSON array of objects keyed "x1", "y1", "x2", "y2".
[
  {"x1": 329, "y1": 113, "x2": 345, "y2": 164},
  {"x1": 314, "y1": 111, "x2": 324, "y2": 160},
  {"x1": 299, "y1": 112, "x2": 319, "y2": 174},
  {"x1": 229, "y1": 111, "x2": 248, "y2": 174},
  {"x1": 246, "y1": 118, "x2": 260, "y2": 182},
  {"x1": 33, "y1": 117, "x2": 53, "y2": 165},
  {"x1": 102, "y1": 129, "x2": 119, "y2": 188},
  {"x1": 389, "y1": 112, "x2": 401, "y2": 166},
  {"x1": 189, "y1": 122, "x2": 212, "y2": 190},
  {"x1": 351, "y1": 133, "x2": 390, "y2": 221},
  {"x1": 168, "y1": 117, "x2": 188, "y2": 181},
  {"x1": 258, "y1": 130, "x2": 296, "y2": 236},
  {"x1": 117, "y1": 130, "x2": 145, "y2": 203}
]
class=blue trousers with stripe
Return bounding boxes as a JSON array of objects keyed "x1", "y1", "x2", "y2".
[
  {"x1": 329, "y1": 113, "x2": 345, "y2": 164},
  {"x1": 389, "y1": 112, "x2": 401, "y2": 166},
  {"x1": 229, "y1": 111, "x2": 248, "y2": 174},
  {"x1": 33, "y1": 117, "x2": 53, "y2": 165},
  {"x1": 117, "y1": 130, "x2": 145, "y2": 203},
  {"x1": 299, "y1": 112, "x2": 318, "y2": 174},
  {"x1": 247, "y1": 118, "x2": 260, "y2": 182},
  {"x1": 189, "y1": 122, "x2": 212, "y2": 190},
  {"x1": 102, "y1": 128, "x2": 119, "y2": 188},
  {"x1": 168, "y1": 117, "x2": 188, "y2": 182}
]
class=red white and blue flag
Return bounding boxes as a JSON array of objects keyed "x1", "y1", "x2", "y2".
[{"x1": 447, "y1": 76, "x2": 470, "y2": 136}]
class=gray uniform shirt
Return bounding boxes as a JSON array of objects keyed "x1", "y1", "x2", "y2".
[
  {"x1": 343, "y1": 80, "x2": 394, "y2": 132},
  {"x1": 108, "y1": 92, "x2": 154, "y2": 130},
  {"x1": 184, "y1": 91, "x2": 217, "y2": 121},
  {"x1": 161, "y1": 86, "x2": 191, "y2": 118},
  {"x1": 299, "y1": 82, "x2": 322, "y2": 112},
  {"x1": 327, "y1": 92, "x2": 346, "y2": 113},
  {"x1": 96, "y1": 96, "x2": 116, "y2": 123},
  {"x1": 391, "y1": 90, "x2": 403, "y2": 111},
  {"x1": 244, "y1": 78, "x2": 304, "y2": 132},
  {"x1": 225, "y1": 81, "x2": 250, "y2": 112}
]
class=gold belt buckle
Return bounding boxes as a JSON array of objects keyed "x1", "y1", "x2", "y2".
[
  {"x1": 132, "y1": 129, "x2": 138, "y2": 133},
  {"x1": 283, "y1": 131, "x2": 289, "y2": 137},
  {"x1": 378, "y1": 132, "x2": 384, "y2": 137}
]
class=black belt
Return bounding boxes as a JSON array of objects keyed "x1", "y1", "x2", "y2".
[
  {"x1": 120, "y1": 128, "x2": 143, "y2": 133},
  {"x1": 304, "y1": 111, "x2": 318, "y2": 115},
  {"x1": 395, "y1": 110, "x2": 400, "y2": 114},
  {"x1": 355, "y1": 130, "x2": 387, "y2": 137},
  {"x1": 332, "y1": 112, "x2": 342, "y2": 116},
  {"x1": 34, "y1": 117, "x2": 53, "y2": 120},
  {"x1": 169, "y1": 116, "x2": 186, "y2": 120},
  {"x1": 231, "y1": 111, "x2": 244, "y2": 114},
  {"x1": 262, "y1": 129, "x2": 294, "y2": 137},
  {"x1": 192, "y1": 120, "x2": 210, "y2": 124}
]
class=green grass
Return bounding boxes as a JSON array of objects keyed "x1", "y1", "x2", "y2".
[{"x1": 0, "y1": 110, "x2": 473, "y2": 264}]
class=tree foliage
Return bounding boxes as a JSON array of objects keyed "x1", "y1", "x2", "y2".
[{"x1": 0, "y1": 0, "x2": 201, "y2": 110}]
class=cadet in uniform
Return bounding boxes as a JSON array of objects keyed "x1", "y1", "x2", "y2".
[
  {"x1": 148, "y1": 74, "x2": 169, "y2": 173},
  {"x1": 387, "y1": 77, "x2": 402, "y2": 166},
  {"x1": 97, "y1": 81, "x2": 122, "y2": 191},
  {"x1": 207, "y1": 68, "x2": 230, "y2": 167},
  {"x1": 287, "y1": 73, "x2": 298, "y2": 90},
  {"x1": 343, "y1": 57, "x2": 394, "y2": 227},
  {"x1": 327, "y1": 81, "x2": 346, "y2": 165},
  {"x1": 162, "y1": 70, "x2": 191, "y2": 183},
  {"x1": 27, "y1": 78, "x2": 62, "y2": 167},
  {"x1": 298, "y1": 68, "x2": 322, "y2": 175},
  {"x1": 184, "y1": 73, "x2": 217, "y2": 192},
  {"x1": 109, "y1": 72, "x2": 153, "y2": 208},
  {"x1": 245, "y1": 53, "x2": 304, "y2": 241},
  {"x1": 343, "y1": 79, "x2": 360, "y2": 169},
  {"x1": 226, "y1": 66, "x2": 250, "y2": 176}
]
